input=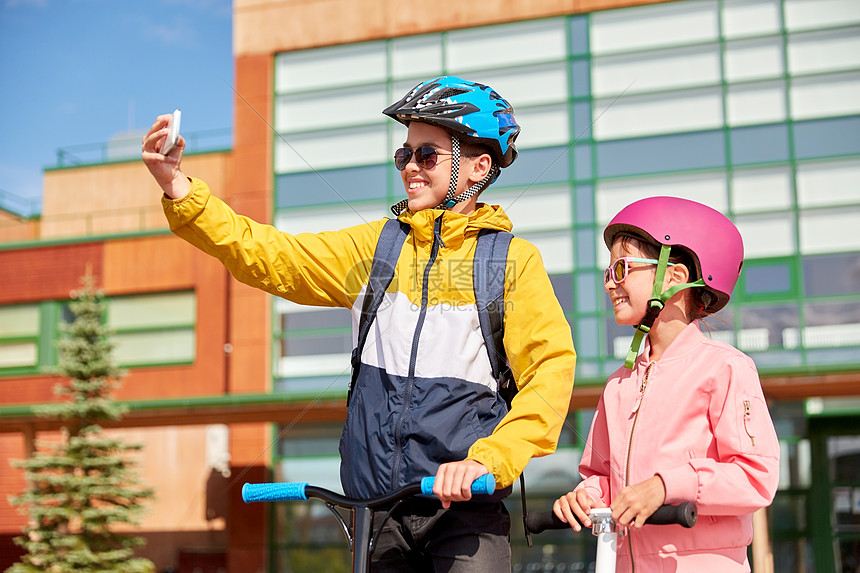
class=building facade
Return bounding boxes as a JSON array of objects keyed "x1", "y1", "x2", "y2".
[{"x1": 1, "y1": 0, "x2": 859, "y2": 571}]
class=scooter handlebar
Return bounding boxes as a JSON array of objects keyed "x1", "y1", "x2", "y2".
[{"x1": 525, "y1": 501, "x2": 697, "y2": 535}]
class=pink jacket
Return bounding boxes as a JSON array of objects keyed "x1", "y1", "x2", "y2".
[{"x1": 577, "y1": 321, "x2": 780, "y2": 572}]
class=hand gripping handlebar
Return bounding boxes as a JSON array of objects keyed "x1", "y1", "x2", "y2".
[{"x1": 525, "y1": 501, "x2": 697, "y2": 534}]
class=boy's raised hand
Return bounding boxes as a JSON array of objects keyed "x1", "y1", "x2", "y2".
[{"x1": 141, "y1": 114, "x2": 191, "y2": 200}]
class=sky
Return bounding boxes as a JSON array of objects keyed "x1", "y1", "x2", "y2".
[{"x1": 0, "y1": 0, "x2": 233, "y2": 213}]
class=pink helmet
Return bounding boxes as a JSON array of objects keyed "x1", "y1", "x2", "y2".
[{"x1": 603, "y1": 196, "x2": 743, "y2": 313}]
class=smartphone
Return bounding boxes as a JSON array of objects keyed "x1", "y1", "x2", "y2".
[{"x1": 160, "y1": 109, "x2": 181, "y2": 155}]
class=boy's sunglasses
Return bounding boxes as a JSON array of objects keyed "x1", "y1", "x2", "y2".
[
  {"x1": 394, "y1": 146, "x2": 453, "y2": 171},
  {"x1": 604, "y1": 257, "x2": 676, "y2": 284}
]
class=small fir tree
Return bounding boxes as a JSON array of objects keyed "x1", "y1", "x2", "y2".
[{"x1": 8, "y1": 274, "x2": 155, "y2": 573}]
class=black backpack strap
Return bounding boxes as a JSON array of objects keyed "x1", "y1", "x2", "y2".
[
  {"x1": 473, "y1": 229, "x2": 514, "y2": 404},
  {"x1": 473, "y1": 229, "x2": 533, "y2": 546},
  {"x1": 348, "y1": 219, "x2": 410, "y2": 406}
]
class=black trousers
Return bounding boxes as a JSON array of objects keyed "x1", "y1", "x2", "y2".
[{"x1": 370, "y1": 497, "x2": 511, "y2": 573}]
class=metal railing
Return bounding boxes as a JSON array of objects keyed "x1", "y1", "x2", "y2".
[
  {"x1": 0, "y1": 188, "x2": 41, "y2": 219},
  {"x1": 53, "y1": 128, "x2": 232, "y2": 168}
]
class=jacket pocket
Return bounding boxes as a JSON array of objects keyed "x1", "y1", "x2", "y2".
[{"x1": 739, "y1": 395, "x2": 776, "y2": 454}]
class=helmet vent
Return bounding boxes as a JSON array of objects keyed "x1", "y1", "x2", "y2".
[
  {"x1": 435, "y1": 87, "x2": 469, "y2": 100},
  {"x1": 665, "y1": 235, "x2": 671, "y2": 241}
]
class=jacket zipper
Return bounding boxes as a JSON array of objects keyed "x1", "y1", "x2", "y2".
[
  {"x1": 624, "y1": 362, "x2": 653, "y2": 573},
  {"x1": 743, "y1": 400, "x2": 756, "y2": 446},
  {"x1": 391, "y1": 214, "x2": 444, "y2": 489}
]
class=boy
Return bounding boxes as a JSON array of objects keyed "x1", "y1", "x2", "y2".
[{"x1": 142, "y1": 76, "x2": 576, "y2": 572}]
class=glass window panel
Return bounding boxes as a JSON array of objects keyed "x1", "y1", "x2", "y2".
[
  {"x1": 282, "y1": 333, "x2": 352, "y2": 357},
  {"x1": 275, "y1": 203, "x2": 388, "y2": 235},
  {"x1": 279, "y1": 457, "x2": 343, "y2": 493},
  {"x1": 796, "y1": 159, "x2": 860, "y2": 208},
  {"x1": 724, "y1": 38, "x2": 784, "y2": 82},
  {"x1": 794, "y1": 116, "x2": 860, "y2": 160},
  {"x1": 571, "y1": 59, "x2": 590, "y2": 98},
  {"x1": 549, "y1": 274, "x2": 573, "y2": 312},
  {"x1": 570, "y1": 16, "x2": 589, "y2": 55},
  {"x1": 0, "y1": 304, "x2": 39, "y2": 337},
  {"x1": 496, "y1": 146, "x2": 569, "y2": 188},
  {"x1": 784, "y1": 0, "x2": 860, "y2": 32},
  {"x1": 575, "y1": 183, "x2": 595, "y2": 225},
  {"x1": 731, "y1": 167, "x2": 793, "y2": 213},
  {"x1": 799, "y1": 207, "x2": 860, "y2": 254},
  {"x1": 798, "y1": 300, "x2": 860, "y2": 348},
  {"x1": 275, "y1": 84, "x2": 389, "y2": 132},
  {"x1": 275, "y1": 125, "x2": 388, "y2": 173},
  {"x1": 735, "y1": 213, "x2": 796, "y2": 257},
  {"x1": 730, "y1": 124, "x2": 791, "y2": 165},
  {"x1": 0, "y1": 342, "x2": 37, "y2": 368},
  {"x1": 276, "y1": 165, "x2": 389, "y2": 208},
  {"x1": 576, "y1": 273, "x2": 599, "y2": 314},
  {"x1": 573, "y1": 102, "x2": 592, "y2": 140},
  {"x1": 515, "y1": 104, "x2": 569, "y2": 148},
  {"x1": 113, "y1": 330, "x2": 195, "y2": 365},
  {"x1": 595, "y1": 172, "x2": 727, "y2": 225},
  {"x1": 277, "y1": 426, "x2": 342, "y2": 457},
  {"x1": 275, "y1": 42, "x2": 386, "y2": 93},
  {"x1": 391, "y1": 35, "x2": 443, "y2": 80},
  {"x1": 277, "y1": 353, "x2": 351, "y2": 378},
  {"x1": 607, "y1": 319, "x2": 638, "y2": 360},
  {"x1": 788, "y1": 29, "x2": 860, "y2": 75},
  {"x1": 281, "y1": 308, "x2": 352, "y2": 332},
  {"x1": 790, "y1": 72, "x2": 860, "y2": 121},
  {"x1": 590, "y1": 0, "x2": 719, "y2": 54},
  {"x1": 576, "y1": 228, "x2": 596, "y2": 268},
  {"x1": 592, "y1": 45, "x2": 721, "y2": 98},
  {"x1": 721, "y1": 0, "x2": 782, "y2": 39},
  {"x1": 446, "y1": 19, "x2": 566, "y2": 71},
  {"x1": 597, "y1": 131, "x2": 725, "y2": 177},
  {"x1": 108, "y1": 292, "x2": 195, "y2": 329},
  {"x1": 726, "y1": 81, "x2": 787, "y2": 126},
  {"x1": 574, "y1": 145, "x2": 592, "y2": 180},
  {"x1": 275, "y1": 375, "x2": 345, "y2": 396},
  {"x1": 517, "y1": 231, "x2": 572, "y2": 274},
  {"x1": 742, "y1": 304, "x2": 800, "y2": 350},
  {"x1": 575, "y1": 316, "x2": 599, "y2": 358},
  {"x1": 701, "y1": 306, "x2": 736, "y2": 344},
  {"x1": 803, "y1": 253, "x2": 860, "y2": 296},
  {"x1": 473, "y1": 64, "x2": 567, "y2": 108},
  {"x1": 744, "y1": 263, "x2": 792, "y2": 295},
  {"x1": 593, "y1": 88, "x2": 724, "y2": 140},
  {"x1": 492, "y1": 186, "x2": 572, "y2": 233}
]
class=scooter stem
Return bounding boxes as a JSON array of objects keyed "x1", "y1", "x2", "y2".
[{"x1": 590, "y1": 508, "x2": 617, "y2": 573}]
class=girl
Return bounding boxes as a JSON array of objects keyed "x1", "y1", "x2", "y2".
[{"x1": 554, "y1": 196, "x2": 780, "y2": 572}]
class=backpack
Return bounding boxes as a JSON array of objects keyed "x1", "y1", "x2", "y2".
[{"x1": 348, "y1": 218, "x2": 534, "y2": 545}]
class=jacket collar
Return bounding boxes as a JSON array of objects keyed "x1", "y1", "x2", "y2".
[
  {"x1": 639, "y1": 320, "x2": 706, "y2": 368},
  {"x1": 398, "y1": 204, "x2": 513, "y2": 249}
]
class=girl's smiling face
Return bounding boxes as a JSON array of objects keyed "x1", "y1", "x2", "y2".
[{"x1": 605, "y1": 237, "x2": 659, "y2": 326}]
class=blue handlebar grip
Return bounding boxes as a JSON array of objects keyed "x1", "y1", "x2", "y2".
[
  {"x1": 242, "y1": 482, "x2": 308, "y2": 503},
  {"x1": 420, "y1": 474, "x2": 496, "y2": 497}
]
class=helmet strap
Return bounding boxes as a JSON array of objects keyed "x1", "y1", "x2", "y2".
[
  {"x1": 623, "y1": 244, "x2": 706, "y2": 369},
  {"x1": 437, "y1": 136, "x2": 461, "y2": 209},
  {"x1": 388, "y1": 135, "x2": 497, "y2": 216},
  {"x1": 442, "y1": 163, "x2": 499, "y2": 208}
]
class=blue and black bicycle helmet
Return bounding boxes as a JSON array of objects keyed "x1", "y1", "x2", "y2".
[{"x1": 384, "y1": 76, "x2": 521, "y2": 214}]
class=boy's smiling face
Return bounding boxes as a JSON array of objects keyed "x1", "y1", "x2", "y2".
[{"x1": 400, "y1": 122, "x2": 455, "y2": 212}]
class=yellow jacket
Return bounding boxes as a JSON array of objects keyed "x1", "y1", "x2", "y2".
[{"x1": 164, "y1": 177, "x2": 576, "y2": 495}]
